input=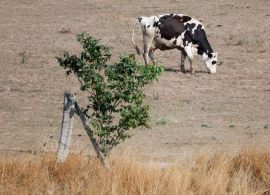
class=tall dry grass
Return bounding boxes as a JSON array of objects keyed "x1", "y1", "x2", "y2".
[{"x1": 0, "y1": 151, "x2": 269, "y2": 195}]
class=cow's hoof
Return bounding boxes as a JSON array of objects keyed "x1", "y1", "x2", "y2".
[
  {"x1": 180, "y1": 65, "x2": 185, "y2": 73},
  {"x1": 190, "y1": 69, "x2": 195, "y2": 74}
]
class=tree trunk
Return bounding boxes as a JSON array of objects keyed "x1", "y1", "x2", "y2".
[{"x1": 74, "y1": 102, "x2": 111, "y2": 170}]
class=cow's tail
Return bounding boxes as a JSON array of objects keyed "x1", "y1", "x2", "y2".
[{"x1": 132, "y1": 18, "x2": 142, "y2": 55}]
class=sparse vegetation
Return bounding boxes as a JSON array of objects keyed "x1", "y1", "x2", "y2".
[
  {"x1": 224, "y1": 33, "x2": 234, "y2": 46},
  {"x1": 224, "y1": 35, "x2": 250, "y2": 47},
  {"x1": 229, "y1": 124, "x2": 235, "y2": 128},
  {"x1": 18, "y1": 51, "x2": 31, "y2": 64},
  {"x1": 152, "y1": 92, "x2": 159, "y2": 100},
  {"x1": 0, "y1": 151, "x2": 269, "y2": 194},
  {"x1": 201, "y1": 124, "x2": 210, "y2": 128},
  {"x1": 59, "y1": 27, "x2": 71, "y2": 34},
  {"x1": 218, "y1": 59, "x2": 224, "y2": 66},
  {"x1": 235, "y1": 38, "x2": 248, "y2": 46},
  {"x1": 258, "y1": 48, "x2": 266, "y2": 53},
  {"x1": 156, "y1": 118, "x2": 167, "y2": 125}
]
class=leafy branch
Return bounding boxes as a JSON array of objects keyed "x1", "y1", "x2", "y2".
[{"x1": 57, "y1": 32, "x2": 163, "y2": 155}]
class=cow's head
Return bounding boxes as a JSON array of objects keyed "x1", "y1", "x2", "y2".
[{"x1": 202, "y1": 52, "x2": 218, "y2": 73}]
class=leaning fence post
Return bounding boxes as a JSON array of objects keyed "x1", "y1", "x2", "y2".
[
  {"x1": 57, "y1": 92, "x2": 76, "y2": 162},
  {"x1": 74, "y1": 102, "x2": 111, "y2": 170}
]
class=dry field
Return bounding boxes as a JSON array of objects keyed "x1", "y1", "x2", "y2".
[
  {"x1": 0, "y1": 151, "x2": 270, "y2": 194},
  {"x1": 0, "y1": 0, "x2": 269, "y2": 164}
]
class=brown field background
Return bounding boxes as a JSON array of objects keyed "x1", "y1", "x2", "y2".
[{"x1": 0, "y1": 0, "x2": 269, "y2": 163}]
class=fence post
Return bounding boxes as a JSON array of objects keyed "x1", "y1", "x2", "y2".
[
  {"x1": 74, "y1": 102, "x2": 111, "y2": 170},
  {"x1": 57, "y1": 92, "x2": 76, "y2": 162}
]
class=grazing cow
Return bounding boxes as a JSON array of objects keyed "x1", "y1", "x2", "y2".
[{"x1": 132, "y1": 14, "x2": 218, "y2": 73}]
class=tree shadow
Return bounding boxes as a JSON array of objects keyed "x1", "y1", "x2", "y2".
[
  {"x1": 164, "y1": 67, "x2": 209, "y2": 74},
  {"x1": 164, "y1": 67, "x2": 180, "y2": 72},
  {"x1": 194, "y1": 70, "x2": 209, "y2": 74}
]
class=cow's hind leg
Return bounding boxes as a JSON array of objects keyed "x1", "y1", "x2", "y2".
[
  {"x1": 149, "y1": 48, "x2": 156, "y2": 64},
  {"x1": 180, "y1": 50, "x2": 187, "y2": 73},
  {"x1": 142, "y1": 35, "x2": 154, "y2": 66},
  {"x1": 143, "y1": 53, "x2": 149, "y2": 66}
]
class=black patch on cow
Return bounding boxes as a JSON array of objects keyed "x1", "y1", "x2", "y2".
[
  {"x1": 197, "y1": 47, "x2": 204, "y2": 55},
  {"x1": 174, "y1": 15, "x2": 192, "y2": 23},
  {"x1": 153, "y1": 21, "x2": 159, "y2": 27},
  {"x1": 185, "y1": 23, "x2": 196, "y2": 31},
  {"x1": 182, "y1": 31, "x2": 193, "y2": 47},
  {"x1": 198, "y1": 30, "x2": 213, "y2": 54},
  {"x1": 182, "y1": 23, "x2": 213, "y2": 56},
  {"x1": 158, "y1": 14, "x2": 185, "y2": 40},
  {"x1": 190, "y1": 26, "x2": 213, "y2": 55},
  {"x1": 182, "y1": 16, "x2": 192, "y2": 23},
  {"x1": 143, "y1": 25, "x2": 146, "y2": 31},
  {"x1": 212, "y1": 60, "x2": 217, "y2": 65},
  {"x1": 197, "y1": 24, "x2": 202, "y2": 30},
  {"x1": 147, "y1": 25, "x2": 150, "y2": 28},
  {"x1": 152, "y1": 14, "x2": 214, "y2": 56},
  {"x1": 208, "y1": 53, "x2": 213, "y2": 58}
]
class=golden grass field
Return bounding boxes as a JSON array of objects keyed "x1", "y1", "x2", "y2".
[{"x1": 1, "y1": 150, "x2": 270, "y2": 194}]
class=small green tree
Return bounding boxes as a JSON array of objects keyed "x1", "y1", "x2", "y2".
[{"x1": 57, "y1": 33, "x2": 163, "y2": 156}]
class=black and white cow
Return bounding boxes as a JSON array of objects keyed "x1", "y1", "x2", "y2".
[{"x1": 132, "y1": 14, "x2": 218, "y2": 73}]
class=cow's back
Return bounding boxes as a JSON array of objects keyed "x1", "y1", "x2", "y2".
[{"x1": 157, "y1": 14, "x2": 186, "y2": 40}]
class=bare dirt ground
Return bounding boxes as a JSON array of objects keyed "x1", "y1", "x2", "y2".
[{"x1": 0, "y1": 0, "x2": 269, "y2": 163}]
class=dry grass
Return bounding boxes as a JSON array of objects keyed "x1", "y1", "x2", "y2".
[{"x1": 0, "y1": 151, "x2": 269, "y2": 195}]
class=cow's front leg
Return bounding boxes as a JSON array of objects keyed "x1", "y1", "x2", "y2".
[
  {"x1": 189, "y1": 59, "x2": 195, "y2": 74},
  {"x1": 149, "y1": 48, "x2": 156, "y2": 64},
  {"x1": 180, "y1": 50, "x2": 187, "y2": 73},
  {"x1": 184, "y1": 46, "x2": 194, "y2": 74}
]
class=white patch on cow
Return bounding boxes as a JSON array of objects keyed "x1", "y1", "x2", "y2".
[
  {"x1": 179, "y1": 32, "x2": 186, "y2": 47},
  {"x1": 191, "y1": 44, "x2": 199, "y2": 55},
  {"x1": 176, "y1": 36, "x2": 183, "y2": 46},
  {"x1": 184, "y1": 46, "x2": 193, "y2": 60},
  {"x1": 202, "y1": 52, "x2": 218, "y2": 73},
  {"x1": 140, "y1": 16, "x2": 157, "y2": 34}
]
